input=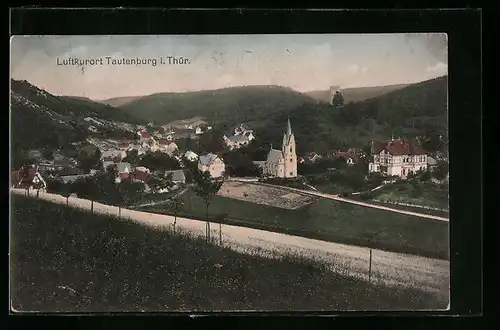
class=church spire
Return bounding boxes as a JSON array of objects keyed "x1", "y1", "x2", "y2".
[{"x1": 286, "y1": 118, "x2": 292, "y2": 137}]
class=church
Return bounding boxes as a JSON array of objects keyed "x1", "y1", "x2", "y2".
[{"x1": 263, "y1": 118, "x2": 298, "y2": 178}]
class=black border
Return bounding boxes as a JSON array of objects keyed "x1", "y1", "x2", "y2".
[{"x1": 8, "y1": 7, "x2": 482, "y2": 322}]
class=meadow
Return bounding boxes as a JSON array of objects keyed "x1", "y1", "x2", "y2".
[
  {"x1": 10, "y1": 195, "x2": 446, "y2": 312},
  {"x1": 142, "y1": 187, "x2": 449, "y2": 260}
]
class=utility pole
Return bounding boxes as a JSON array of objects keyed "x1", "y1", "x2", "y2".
[{"x1": 368, "y1": 249, "x2": 373, "y2": 282}]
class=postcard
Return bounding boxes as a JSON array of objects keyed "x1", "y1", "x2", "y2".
[{"x1": 9, "y1": 34, "x2": 449, "y2": 312}]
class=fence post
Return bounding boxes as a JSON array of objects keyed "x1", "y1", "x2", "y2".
[{"x1": 368, "y1": 249, "x2": 373, "y2": 282}]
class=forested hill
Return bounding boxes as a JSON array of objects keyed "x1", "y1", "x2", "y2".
[
  {"x1": 10, "y1": 79, "x2": 137, "y2": 154},
  {"x1": 245, "y1": 76, "x2": 448, "y2": 156},
  {"x1": 115, "y1": 85, "x2": 318, "y2": 125},
  {"x1": 305, "y1": 84, "x2": 409, "y2": 104}
]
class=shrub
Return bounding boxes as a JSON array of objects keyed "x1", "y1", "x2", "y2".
[{"x1": 359, "y1": 191, "x2": 374, "y2": 200}]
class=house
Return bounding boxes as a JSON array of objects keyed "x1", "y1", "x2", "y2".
[
  {"x1": 297, "y1": 156, "x2": 305, "y2": 164},
  {"x1": 135, "y1": 166, "x2": 150, "y2": 173},
  {"x1": 165, "y1": 169, "x2": 186, "y2": 185},
  {"x1": 223, "y1": 134, "x2": 252, "y2": 150},
  {"x1": 198, "y1": 153, "x2": 225, "y2": 178},
  {"x1": 187, "y1": 120, "x2": 209, "y2": 130},
  {"x1": 101, "y1": 150, "x2": 127, "y2": 161},
  {"x1": 88, "y1": 125, "x2": 98, "y2": 133},
  {"x1": 137, "y1": 130, "x2": 154, "y2": 143},
  {"x1": 117, "y1": 142, "x2": 131, "y2": 150},
  {"x1": 158, "y1": 140, "x2": 179, "y2": 155},
  {"x1": 84, "y1": 117, "x2": 104, "y2": 126},
  {"x1": 128, "y1": 144, "x2": 147, "y2": 156},
  {"x1": 263, "y1": 118, "x2": 297, "y2": 178},
  {"x1": 427, "y1": 156, "x2": 438, "y2": 169},
  {"x1": 368, "y1": 138, "x2": 428, "y2": 178},
  {"x1": 131, "y1": 169, "x2": 149, "y2": 184},
  {"x1": 307, "y1": 152, "x2": 322, "y2": 163},
  {"x1": 183, "y1": 150, "x2": 198, "y2": 162},
  {"x1": 11, "y1": 165, "x2": 47, "y2": 191},
  {"x1": 102, "y1": 160, "x2": 115, "y2": 171}
]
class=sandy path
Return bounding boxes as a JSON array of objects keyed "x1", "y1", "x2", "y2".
[{"x1": 11, "y1": 189, "x2": 449, "y2": 301}]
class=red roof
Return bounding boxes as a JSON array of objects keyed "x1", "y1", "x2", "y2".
[
  {"x1": 372, "y1": 139, "x2": 426, "y2": 156},
  {"x1": 158, "y1": 140, "x2": 172, "y2": 145},
  {"x1": 140, "y1": 131, "x2": 152, "y2": 139},
  {"x1": 119, "y1": 172, "x2": 129, "y2": 179},
  {"x1": 335, "y1": 151, "x2": 346, "y2": 158},
  {"x1": 117, "y1": 142, "x2": 130, "y2": 148},
  {"x1": 132, "y1": 170, "x2": 148, "y2": 182}
]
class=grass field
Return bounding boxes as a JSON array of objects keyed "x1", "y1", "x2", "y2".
[
  {"x1": 10, "y1": 195, "x2": 446, "y2": 311},
  {"x1": 372, "y1": 181, "x2": 449, "y2": 210},
  {"x1": 142, "y1": 187, "x2": 449, "y2": 260}
]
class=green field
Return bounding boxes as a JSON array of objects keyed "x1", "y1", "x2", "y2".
[
  {"x1": 142, "y1": 188, "x2": 449, "y2": 260},
  {"x1": 10, "y1": 195, "x2": 446, "y2": 311},
  {"x1": 372, "y1": 181, "x2": 449, "y2": 210}
]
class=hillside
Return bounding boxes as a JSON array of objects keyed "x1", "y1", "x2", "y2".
[
  {"x1": 10, "y1": 195, "x2": 445, "y2": 311},
  {"x1": 115, "y1": 85, "x2": 318, "y2": 125},
  {"x1": 246, "y1": 76, "x2": 448, "y2": 155},
  {"x1": 97, "y1": 96, "x2": 144, "y2": 107},
  {"x1": 305, "y1": 84, "x2": 409, "y2": 104},
  {"x1": 10, "y1": 79, "x2": 137, "y2": 156}
]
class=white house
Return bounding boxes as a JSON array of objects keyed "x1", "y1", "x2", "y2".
[
  {"x1": 183, "y1": 150, "x2": 198, "y2": 162},
  {"x1": 198, "y1": 153, "x2": 225, "y2": 178},
  {"x1": 165, "y1": 169, "x2": 186, "y2": 185},
  {"x1": 263, "y1": 118, "x2": 297, "y2": 178},
  {"x1": 101, "y1": 150, "x2": 127, "y2": 161},
  {"x1": 223, "y1": 134, "x2": 252, "y2": 150},
  {"x1": 158, "y1": 140, "x2": 179, "y2": 155},
  {"x1": 368, "y1": 139, "x2": 428, "y2": 178}
]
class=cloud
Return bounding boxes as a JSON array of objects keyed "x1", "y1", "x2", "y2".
[
  {"x1": 426, "y1": 62, "x2": 448, "y2": 73},
  {"x1": 405, "y1": 33, "x2": 448, "y2": 63}
]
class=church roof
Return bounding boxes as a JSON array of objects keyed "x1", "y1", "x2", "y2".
[{"x1": 267, "y1": 149, "x2": 283, "y2": 163}]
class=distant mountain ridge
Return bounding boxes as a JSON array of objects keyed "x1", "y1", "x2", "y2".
[
  {"x1": 305, "y1": 84, "x2": 409, "y2": 104},
  {"x1": 96, "y1": 96, "x2": 144, "y2": 107},
  {"x1": 245, "y1": 76, "x2": 448, "y2": 155},
  {"x1": 114, "y1": 85, "x2": 319, "y2": 126}
]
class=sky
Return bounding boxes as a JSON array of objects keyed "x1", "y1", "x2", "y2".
[{"x1": 10, "y1": 34, "x2": 448, "y2": 100}]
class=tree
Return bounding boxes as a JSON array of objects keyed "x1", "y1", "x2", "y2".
[
  {"x1": 147, "y1": 173, "x2": 174, "y2": 194},
  {"x1": 61, "y1": 183, "x2": 74, "y2": 206},
  {"x1": 118, "y1": 178, "x2": 145, "y2": 210},
  {"x1": 192, "y1": 169, "x2": 224, "y2": 242},
  {"x1": 42, "y1": 148, "x2": 54, "y2": 160},
  {"x1": 432, "y1": 160, "x2": 449, "y2": 181},
  {"x1": 123, "y1": 149, "x2": 140, "y2": 167},
  {"x1": 165, "y1": 194, "x2": 184, "y2": 235},
  {"x1": 139, "y1": 152, "x2": 181, "y2": 171}
]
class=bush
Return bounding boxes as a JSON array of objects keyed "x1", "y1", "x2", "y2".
[
  {"x1": 360, "y1": 191, "x2": 374, "y2": 200},
  {"x1": 341, "y1": 191, "x2": 351, "y2": 197}
]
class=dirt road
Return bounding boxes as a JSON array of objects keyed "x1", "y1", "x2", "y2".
[{"x1": 11, "y1": 189, "x2": 450, "y2": 302}]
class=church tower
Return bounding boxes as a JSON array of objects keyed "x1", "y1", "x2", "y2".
[{"x1": 282, "y1": 118, "x2": 297, "y2": 178}]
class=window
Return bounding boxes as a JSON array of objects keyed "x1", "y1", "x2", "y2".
[
  {"x1": 290, "y1": 172, "x2": 293, "y2": 176},
  {"x1": 290, "y1": 147, "x2": 292, "y2": 152},
  {"x1": 290, "y1": 158, "x2": 293, "y2": 162}
]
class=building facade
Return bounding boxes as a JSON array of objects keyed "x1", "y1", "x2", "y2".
[
  {"x1": 368, "y1": 139, "x2": 428, "y2": 178},
  {"x1": 198, "y1": 153, "x2": 226, "y2": 178},
  {"x1": 263, "y1": 118, "x2": 297, "y2": 178}
]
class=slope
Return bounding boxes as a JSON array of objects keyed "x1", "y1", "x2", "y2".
[
  {"x1": 10, "y1": 79, "x2": 137, "y2": 155},
  {"x1": 246, "y1": 76, "x2": 448, "y2": 155},
  {"x1": 96, "y1": 96, "x2": 144, "y2": 107},
  {"x1": 115, "y1": 85, "x2": 317, "y2": 125},
  {"x1": 305, "y1": 84, "x2": 409, "y2": 104}
]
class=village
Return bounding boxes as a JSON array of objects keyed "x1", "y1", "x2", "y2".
[{"x1": 12, "y1": 112, "x2": 449, "y2": 213}]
